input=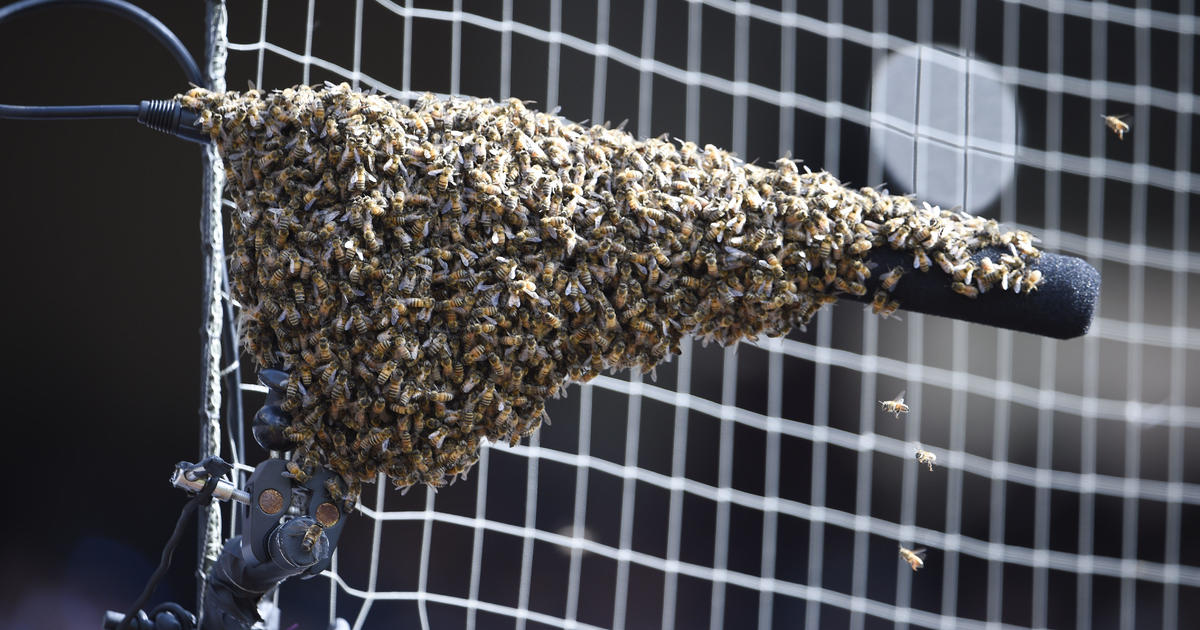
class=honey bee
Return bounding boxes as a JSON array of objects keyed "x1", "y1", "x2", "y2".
[
  {"x1": 284, "y1": 426, "x2": 314, "y2": 444},
  {"x1": 1003, "y1": 269, "x2": 1023, "y2": 293},
  {"x1": 1021, "y1": 269, "x2": 1043, "y2": 293},
  {"x1": 286, "y1": 461, "x2": 311, "y2": 484},
  {"x1": 847, "y1": 239, "x2": 872, "y2": 256},
  {"x1": 951, "y1": 281, "x2": 980, "y2": 298},
  {"x1": 878, "y1": 266, "x2": 904, "y2": 291},
  {"x1": 300, "y1": 522, "x2": 324, "y2": 552},
  {"x1": 377, "y1": 360, "x2": 398, "y2": 386},
  {"x1": 316, "y1": 337, "x2": 333, "y2": 363},
  {"x1": 356, "y1": 427, "x2": 391, "y2": 450},
  {"x1": 870, "y1": 290, "x2": 890, "y2": 314},
  {"x1": 1102, "y1": 114, "x2": 1129, "y2": 140},
  {"x1": 400, "y1": 430, "x2": 413, "y2": 453},
  {"x1": 912, "y1": 248, "x2": 931, "y2": 272},
  {"x1": 602, "y1": 306, "x2": 618, "y2": 329},
  {"x1": 464, "y1": 344, "x2": 487, "y2": 363},
  {"x1": 428, "y1": 426, "x2": 449, "y2": 449},
  {"x1": 631, "y1": 319, "x2": 655, "y2": 333},
  {"x1": 350, "y1": 164, "x2": 369, "y2": 192},
  {"x1": 915, "y1": 447, "x2": 936, "y2": 471},
  {"x1": 283, "y1": 303, "x2": 302, "y2": 327},
  {"x1": 879, "y1": 390, "x2": 909, "y2": 419},
  {"x1": 899, "y1": 544, "x2": 926, "y2": 571},
  {"x1": 432, "y1": 168, "x2": 452, "y2": 191},
  {"x1": 385, "y1": 376, "x2": 403, "y2": 400},
  {"x1": 428, "y1": 390, "x2": 454, "y2": 403},
  {"x1": 978, "y1": 257, "x2": 1003, "y2": 284}
]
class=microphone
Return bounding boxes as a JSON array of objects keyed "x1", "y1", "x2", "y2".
[{"x1": 851, "y1": 246, "x2": 1099, "y2": 339}]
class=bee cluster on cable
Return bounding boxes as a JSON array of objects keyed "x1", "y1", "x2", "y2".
[{"x1": 179, "y1": 83, "x2": 1042, "y2": 505}]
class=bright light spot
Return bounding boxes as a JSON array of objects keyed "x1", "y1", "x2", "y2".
[{"x1": 869, "y1": 45, "x2": 1020, "y2": 212}]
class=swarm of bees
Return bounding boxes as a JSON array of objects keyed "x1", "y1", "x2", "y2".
[{"x1": 179, "y1": 83, "x2": 1043, "y2": 506}]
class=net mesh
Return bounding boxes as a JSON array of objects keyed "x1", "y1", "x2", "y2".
[{"x1": 206, "y1": 1, "x2": 1200, "y2": 628}]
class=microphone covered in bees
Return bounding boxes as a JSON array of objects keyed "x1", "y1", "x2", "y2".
[{"x1": 179, "y1": 83, "x2": 1043, "y2": 504}]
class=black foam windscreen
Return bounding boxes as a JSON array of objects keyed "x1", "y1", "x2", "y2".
[{"x1": 847, "y1": 247, "x2": 1100, "y2": 339}]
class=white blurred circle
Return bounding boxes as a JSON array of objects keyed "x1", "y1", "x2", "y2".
[{"x1": 869, "y1": 45, "x2": 1020, "y2": 212}]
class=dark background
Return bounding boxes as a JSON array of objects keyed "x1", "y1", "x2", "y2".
[
  {"x1": 0, "y1": 2, "x2": 212, "y2": 628},
  {"x1": 1, "y1": 1, "x2": 1198, "y2": 629}
]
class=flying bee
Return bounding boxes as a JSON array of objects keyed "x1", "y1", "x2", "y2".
[
  {"x1": 879, "y1": 390, "x2": 909, "y2": 419},
  {"x1": 915, "y1": 447, "x2": 937, "y2": 471},
  {"x1": 899, "y1": 545, "x2": 926, "y2": 571},
  {"x1": 1102, "y1": 114, "x2": 1130, "y2": 140},
  {"x1": 300, "y1": 523, "x2": 324, "y2": 552}
]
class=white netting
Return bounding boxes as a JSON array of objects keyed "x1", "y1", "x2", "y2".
[{"x1": 207, "y1": 1, "x2": 1200, "y2": 628}]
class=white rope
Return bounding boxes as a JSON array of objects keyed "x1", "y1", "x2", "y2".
[{"x1": 198, "y1": 0, "x2": 229, "y2": 617}]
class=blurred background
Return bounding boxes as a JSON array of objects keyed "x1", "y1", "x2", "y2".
[{"x1": 1, "y1": 1, "x2": 1197, "y2": 629}]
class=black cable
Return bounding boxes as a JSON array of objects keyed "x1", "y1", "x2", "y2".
[
  {"x1": 118, "y1": 458, "x2": 229, "y2": 630},
  {"x1": 0, "y1": 0, "x2": 210, "y2": 143},
  {"x1": 0, "y1": 103, "x2": 140, "y2": 119}
]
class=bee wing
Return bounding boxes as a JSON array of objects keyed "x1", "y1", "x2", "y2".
[
  {"x1": 913, "y1": 548, "x2": 927, "y2": 558},
  {"x1": 894, "y1": 389, "x2": 906, "y2": 402}
]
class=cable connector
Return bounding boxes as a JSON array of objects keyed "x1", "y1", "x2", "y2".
[{"x1": 137, "y1": 99, "x2": 210, "y2": 145}]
